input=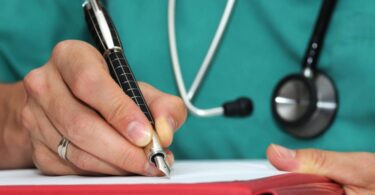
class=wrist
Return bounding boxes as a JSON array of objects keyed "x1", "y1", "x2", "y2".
[{"x1": 0, "y1": 82, "x2": 33, "y2": 169}]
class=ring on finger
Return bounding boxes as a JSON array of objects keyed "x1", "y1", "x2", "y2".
[{"x1": 57, "y1": 137, "x2": 70, "y2": 161}]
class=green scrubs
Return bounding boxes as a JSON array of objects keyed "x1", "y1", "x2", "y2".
[{"x1": 1, "y1": 0, "x2": 374, "y2": 159}]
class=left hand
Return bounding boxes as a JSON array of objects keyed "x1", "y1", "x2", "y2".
[{"x1": 267, "y1": 144, "x2": 375, "y2": 195}]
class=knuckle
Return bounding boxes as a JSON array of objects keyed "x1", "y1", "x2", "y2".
[
  {"x1": 106, "y1": 98, "x2": 135, "y2": 127},
  {"x1": 65, "y1": 114, "x2": 93, "y2": 145},
  {"x1": 51, "y1": 41, "x2": 74, "y2": 62},
  {"x1": 51, "y1": 40, "x2": 103, "y2": 66},
  {"x1": 51, "y1": 40, "x2": 82, "y2": 62},
  {"x1": 32, "y1": 146, "x2": 52, "y2": 168},
  {"x1": 169, "y1": 95, "x2": 184, "y2": 108},
  {"x1": 23, "y1": 68, "x2": 48, "y2": 97},
  {"x1": 20, "y1": 105, "x2": 33, "y2": 130},
  {"x1": 176, "y1": 97, "x2": 187, "y2": 117},
  {"x1": 118, "y1": 148, "x2": 140, "y2": 171},
  {"x1": 305, "y1": 149, "x2": 328, "y2": 170},
  {"x1": 72, "y1": 151, "x2": 93, "y2": 171},
  {"x1": 70, "y1": 69, "x2": 103, "y2": 98},
  {"x1": 168, "y1": 95, "x2": 187, "y2": 124}
]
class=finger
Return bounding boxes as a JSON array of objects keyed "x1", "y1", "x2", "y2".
[
  {"x1": 66, "y1": 141, "x2": 128, "y2": 175},
  {"x1": 139, "y1": 82, "x2": 187, "y2": 147},
  {"x1": 139, "y1": 82, "x2": 187, "y2": 131},
  {"x1": 31, "y1": 140, "x2": 85, "y2": 175},
  {"x1": 266, "y1": 144, "x2": 375, "y2": 187},
  {"x1": 52, "y1": 40, "x2": 152, "y2": 147},
  {"x1": 23, "y1": 63, "x2": 159, "y2": 176},
  {"x1": 27, "y1": 99, "x2": 129, "y2": 175},
  {"x1": 165, "y1": 149, "x2": 175, "y2": 167}
]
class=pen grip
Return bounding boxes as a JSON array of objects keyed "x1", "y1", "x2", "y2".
[{"x1": 105, "y1": 50, "x2": 155, "y2": 125}]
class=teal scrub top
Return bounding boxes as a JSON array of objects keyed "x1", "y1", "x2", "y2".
[{"x1": 1, "y1": 0, "x2": 375, "y2": 159}]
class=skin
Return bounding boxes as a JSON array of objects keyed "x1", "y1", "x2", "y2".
[
  {"x1": 0, "y1": 40, "x2": 373, "y2": 193},
  {"x1": 0, "y1": 40, "x2": 187, "y2": 176},
  {"x1": 267, "y1": 144, "x2": 375, "y2": 195}
]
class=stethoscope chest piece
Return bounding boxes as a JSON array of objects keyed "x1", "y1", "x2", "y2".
[
  {"x1": 272, "y1": 0, "x2": 338, "y2": 138},
  {"x1": 272, "y1": 71, "x2": 338, "y2": 138}
]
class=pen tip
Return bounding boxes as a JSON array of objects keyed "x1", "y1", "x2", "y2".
[{"x1": 153, "y1": 155, "x2": 171, "y2": 178}]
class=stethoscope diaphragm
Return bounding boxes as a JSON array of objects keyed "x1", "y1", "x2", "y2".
[{"x1": 272, "y1": 72, "x2": 338, "y2": 138}]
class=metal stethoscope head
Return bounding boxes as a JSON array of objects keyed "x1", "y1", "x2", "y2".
[
  {"x1": 168, "y1": 0, "x2": 253, "y2": 118},
  {"x1": 168, "y1": 0, "x2": 338, "y2": 139},
  {"x1": 272, "y1": 0, "x2": 338, "y2": 138}
]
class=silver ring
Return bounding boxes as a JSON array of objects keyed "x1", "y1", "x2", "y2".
[{"x1": 57, "y1": 137, "x2": 70, "y2": 161}]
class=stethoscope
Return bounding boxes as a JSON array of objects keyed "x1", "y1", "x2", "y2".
[
  {"x1": 168, "y1": 0, "x2": 338, "y2": 139},
  {"x1": 168, "y1": 0, "x2": 253, "y2": 118}
]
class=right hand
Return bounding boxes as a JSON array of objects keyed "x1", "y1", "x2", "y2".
[{"x1": 20, "y1": 40, "x2": 187, "y2": 176}]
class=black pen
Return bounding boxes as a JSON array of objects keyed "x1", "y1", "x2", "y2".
[{"x1": 83, "y1": 0, "x2": 170, "y2": 177}]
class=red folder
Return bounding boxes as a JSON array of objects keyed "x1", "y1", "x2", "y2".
[{"x1": 0, "y1": 173, "x2": 343, "y2": 195}]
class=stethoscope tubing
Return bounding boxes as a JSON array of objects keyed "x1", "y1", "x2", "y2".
[
  {"x1": 167, "y1": 0, "x2": 236, "y2": 117},
  {"x1": 302, "y1": 0, "x2": 337, "y2": 72}
]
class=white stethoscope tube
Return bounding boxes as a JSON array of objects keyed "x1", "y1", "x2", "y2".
[{"x1": 168, "y1": 0, "x2": 236, "y2": 117}]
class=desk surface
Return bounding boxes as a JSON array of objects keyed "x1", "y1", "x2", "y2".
[{"x1": 0, "y1": 160, "x2": 285, "y2": 186}]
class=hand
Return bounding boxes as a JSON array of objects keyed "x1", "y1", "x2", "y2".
[
  {"x1": 19, "y1": 40, "x2": 187, "y2": 175},
  {"x1": 267, "y1": 144, "x2": 375, "y2": 195}
]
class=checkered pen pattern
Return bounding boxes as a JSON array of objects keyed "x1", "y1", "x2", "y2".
[{"x1": 105, "y1": 51, "x2": 155, "y2": 125}]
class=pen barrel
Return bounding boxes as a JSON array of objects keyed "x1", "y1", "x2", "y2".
[
  {"x1": 104, "y1": 50, "x2": 155, "y2": 124},
  {"x1": 84, "y1": 0, "x2": 167, "y2": 165},
  {"x1": 104, "y1": 50, "x2": 166, "y2": 163},
  {"x1": 105, "y1": 50, "x2": 166, "y2": 162}
]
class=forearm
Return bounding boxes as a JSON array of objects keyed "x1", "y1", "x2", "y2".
[{"x1": 0, "y1": 82, "x2": 33, "y2": 169}]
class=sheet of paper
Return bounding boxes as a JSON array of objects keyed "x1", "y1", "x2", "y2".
[{"x1": 0, "y1": 160, "x2": 285, "y2": 186}]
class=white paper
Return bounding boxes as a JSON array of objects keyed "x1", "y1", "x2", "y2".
[{"x1": 0, "y1": 160, "x2": 285, "y2": 186}]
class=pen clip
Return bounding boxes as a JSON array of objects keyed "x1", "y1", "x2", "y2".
[{"x1": 84, "y1": 0, "x2": 116, "y2": 50}]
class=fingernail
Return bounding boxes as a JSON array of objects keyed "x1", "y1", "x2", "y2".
[
  {"x1": 127, "y1": 121, "x2": 152, "y2": 146},
  {"x1": 155, "y1": 117, "x2": 174, "y2": 146},
  {"x1": 271, "y1": 144, "x2": 296, "y2": 160},
  {"x1": 167, "y1": 116, "x2": 177, "y2": 131}
]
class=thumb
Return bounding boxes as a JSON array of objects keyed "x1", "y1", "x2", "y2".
[{"x1": 266, "y1": 144, "x2": 375, "y2": 187}]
